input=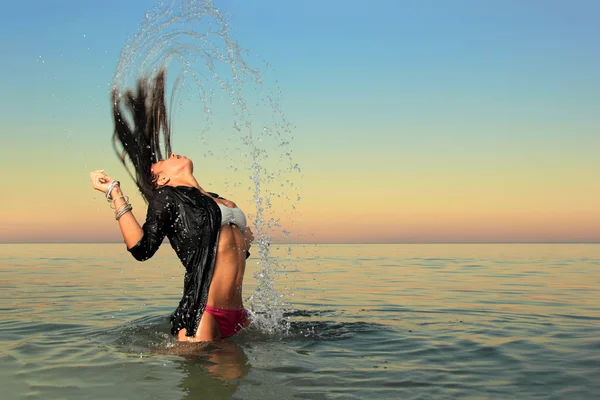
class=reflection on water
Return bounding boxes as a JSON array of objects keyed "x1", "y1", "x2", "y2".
[
  {"x1": 171, "y1": 342, "x2": 249, "y2": 399},
  {"x1": 108, "y1": 315, "x2": 250, "y2": 390},
  {"x1": 1, "y1": 243, "x2": 600, "y2": 399}
]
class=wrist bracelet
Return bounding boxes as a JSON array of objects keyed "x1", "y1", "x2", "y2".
[
  {"x1": 115, "y1": 204, "x2": 133, "y2": 220},
  {"x1": 106, "y1": 180, "x2": 120, "y2": 201},
  {"x1": 114, "y1": 201, "x2": 131, "y2": 214},
  {"x1": 110, "y1": 196, "x2": 130, "y2": 209}
]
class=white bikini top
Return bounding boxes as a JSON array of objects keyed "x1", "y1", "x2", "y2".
[{"x1": 217, "y1": 203, "x2": 247, "y2": 232}]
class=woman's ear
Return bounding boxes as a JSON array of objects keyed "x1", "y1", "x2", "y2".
[{"x1": 156, "y1": 175, "x2": 170, "y2": 187}]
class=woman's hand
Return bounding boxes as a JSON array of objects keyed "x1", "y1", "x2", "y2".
[{"x1": 90, "y1": 170, "x2": 116, "y2": 195}]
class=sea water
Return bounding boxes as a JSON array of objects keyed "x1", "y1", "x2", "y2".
[{"x1": 1, "y1": 243, "x2": 599, "y2": 399}]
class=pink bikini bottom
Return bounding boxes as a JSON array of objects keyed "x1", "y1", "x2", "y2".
[{"x1": 204, "y1": 306, "x2": 248, "y2": 338}]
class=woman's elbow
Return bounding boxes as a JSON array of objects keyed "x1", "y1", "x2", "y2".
[
  {"x1": 128, "y1": 243, "x2": 154, "y2": 262},
  {"x1": 131, "y1": 252, "x2": 151, "y2": 262}
]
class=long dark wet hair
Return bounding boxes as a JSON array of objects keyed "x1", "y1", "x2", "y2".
[{"x1": 112, "y1": 69, "x2": 172, "y2": 202}]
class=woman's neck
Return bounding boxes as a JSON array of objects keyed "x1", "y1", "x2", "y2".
[{"x1": 166, "y1": 173, "x2": 203, "y2": 192}]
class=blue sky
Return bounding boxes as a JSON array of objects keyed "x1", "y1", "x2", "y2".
[{"x1": 3, "y1": 1, "x2": 598, "y2": 147}]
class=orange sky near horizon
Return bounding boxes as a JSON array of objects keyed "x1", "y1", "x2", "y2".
[{"x1": 3, "y1": 148, "x2": 599, "y2": 244}]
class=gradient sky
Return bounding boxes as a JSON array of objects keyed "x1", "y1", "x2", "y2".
[{"x1": 1, "y1": 0, "x2": 599, "y2": 243}]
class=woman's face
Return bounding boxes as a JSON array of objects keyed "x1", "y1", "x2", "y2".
[{"x1": 151, "y1": 153, "x2": 193, "y2": 185}]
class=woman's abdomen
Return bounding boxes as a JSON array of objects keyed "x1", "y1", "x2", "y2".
[{"x1": 207, "y1": 224, "x2": 247, "y2": 308}]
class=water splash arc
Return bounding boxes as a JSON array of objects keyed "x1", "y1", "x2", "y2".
[{"x1": 112, "y1": 0, "x2": 300, "y2": 335}]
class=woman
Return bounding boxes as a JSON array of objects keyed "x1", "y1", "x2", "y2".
[{"x1": 90, "y1": 70, "x2": 253, "y2": 342}]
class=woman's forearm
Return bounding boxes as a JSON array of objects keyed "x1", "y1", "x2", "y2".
[{"x1": 110, "y1": 186, "x2": 144, "y2": 249}]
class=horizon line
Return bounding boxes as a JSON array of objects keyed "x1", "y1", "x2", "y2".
[{"x1": 1, "y1": 241, "x2": 599, "y2": 245}]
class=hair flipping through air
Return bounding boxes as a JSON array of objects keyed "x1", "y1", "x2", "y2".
[{"x1": 111, "y1": 69, "x2": 172, "y2": 203}]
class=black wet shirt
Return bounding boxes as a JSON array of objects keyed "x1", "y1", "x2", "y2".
[{"x1": 128, "y1": 186, "x2": 221, "y2": 337}]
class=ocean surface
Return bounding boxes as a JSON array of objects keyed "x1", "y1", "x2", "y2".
[{"x1": 1, "y1": 243, "x2": 599, "y2": 399}]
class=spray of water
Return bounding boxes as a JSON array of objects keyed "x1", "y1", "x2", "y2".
[{"x1": 112, "y1": 0, "x2": 300, "y2": 336}]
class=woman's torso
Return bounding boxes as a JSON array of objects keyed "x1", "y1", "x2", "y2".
[
  {"x1": 207, "y1": 197, "x2": 247, "y2": 309},
  {"x1": 164, "y1": 187, "x2": 247, "y2": 310}
]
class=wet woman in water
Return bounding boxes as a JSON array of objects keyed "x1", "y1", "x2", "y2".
[{"x1": 90, "y1": 70, "x2": 253, "y2": 342}]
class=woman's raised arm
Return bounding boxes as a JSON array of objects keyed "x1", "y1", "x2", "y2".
[
  {"x1": 90, "y1": 170, "x2": 172, "y2": 260},
  {"x1": 91, "y1": 170, "x2": 143, "y2": 247}
]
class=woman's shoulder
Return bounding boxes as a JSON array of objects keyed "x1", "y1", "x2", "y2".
[
  {"x1": 149, "y1": 186, "x2": 178, "y2": 205},
  {"x1": 152, "y1": 186, "x2": 175, "y2": 196},
  {"x1": 151, "y1": 185, "x2": 206, "y2": 205}
]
